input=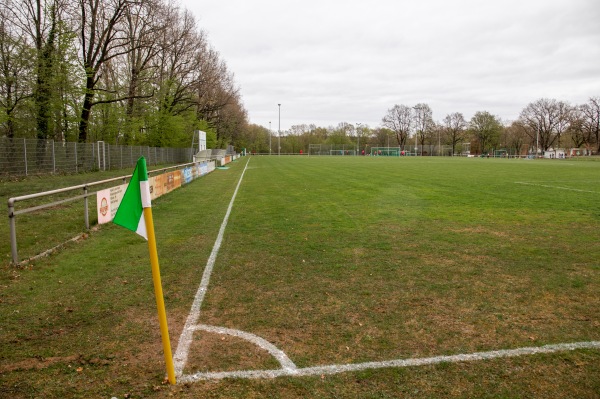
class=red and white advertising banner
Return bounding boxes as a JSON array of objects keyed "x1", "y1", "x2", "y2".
[{"x1": 96, "y1": 183, "x2": 127, "y2": 224}]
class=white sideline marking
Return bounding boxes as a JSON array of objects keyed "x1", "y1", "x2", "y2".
[
  {"x1": 173, "y1": 159, "x2": 251, "y2": 377},
  {"x1": 180, "y1": 341, "x2": 600, "y2": 382},
  {"x1": 515, "y1": 181, "x2": 598, "y2": 194}
]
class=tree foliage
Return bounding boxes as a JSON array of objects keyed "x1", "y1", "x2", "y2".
[
  {"x1": 0, "y1": 0, "x2": 246, "y2": 148},
  {"x1": 469, "y1": 111, "x2": 502, "y2": 154}
]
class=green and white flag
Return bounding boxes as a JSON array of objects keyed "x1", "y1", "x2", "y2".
[{"x1": 113, "y1": 157, "x2": 151, "y2": 240}]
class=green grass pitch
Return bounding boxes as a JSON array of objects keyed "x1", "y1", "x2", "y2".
[{"x1": 1, "y1": 156, "x2": 599, "y2": 397}]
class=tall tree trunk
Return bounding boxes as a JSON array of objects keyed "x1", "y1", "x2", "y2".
[
  {"x1": 123, "y1": 67, "x2": 139, "y2": 144},
  {"x1": 34, "y1": 2, "x2": 57, "y2": 140},
  {"x1": 78, "y1": 76, "x2": 95, "y2": 142}
]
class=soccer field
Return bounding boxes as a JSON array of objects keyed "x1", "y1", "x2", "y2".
[
  {"x1": 187, "y1": 157, "x2": 600, "y2": 370},
  {"x1": 1, "y1": 156, "x2": 599, "y2": 397}
]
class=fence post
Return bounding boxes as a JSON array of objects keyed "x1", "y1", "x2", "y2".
[
  {"x1": 52, "y1": 141, "x2": 56, "y2": 173},
  {"x1": 23, "y1": 138, "x2": 28, "y2": 176},
  {"x1": 84, "y1": 186, "x2": 89, "y2": 230},
  {"x1": 8, "y1": 198, "x2": 18, "y2": 264}
]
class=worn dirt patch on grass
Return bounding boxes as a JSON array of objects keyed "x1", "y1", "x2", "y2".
[{"x1": 183, "y1": 329, "x2": 281, "y2": 374}]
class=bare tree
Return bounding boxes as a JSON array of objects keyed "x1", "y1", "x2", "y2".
[
  {"x1": 502, "y1": 121, "x2": 529, "y2": 156},
  {"x1": 413, "y1": 103, "x2": 434, "y2": 154},
  {"x1": 518, "y1": 98, "x2": 574, "y2": 152},
  {"x1": 121, "y1": 0, "x2": 164, "y2": 143},
  {"x1": 75, "y1": 0, "x2": 132, "y2": 142},
  {"x1": 443, "y1": 112, "x2": 467, "y2": 156},
  {"x1": 153, "y1": 7, "x2": 201, "y2": 115},
  {"x1": 580, "y1": 97, "x2": 600, "y2": 152},
  {"x1": 381, "y1": 104, "x2": 412, "y2": 146}
]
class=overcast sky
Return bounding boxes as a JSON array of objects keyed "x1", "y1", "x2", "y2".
[{"x1": 178, "y1": 0, "x2": 599, "y2": 131}]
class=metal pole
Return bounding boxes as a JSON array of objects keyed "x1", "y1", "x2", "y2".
[
  {"x1": 278, "y1": 104, "x2": 281, "y2": 156},
  {"x1": 84, "y1": 186, "x2": 89, "y2": 230},
  {"x1": 75, "y1": 142, "x2": 78, "y2": 173},
  {"x1": 413, "y1": 106, "x2": 418, "y2": 156},
  {"x1": 52, "y1": 140, "x2": 55, "y2": 173},
  {"x1": 8, "y1": 198, "x2": 18, "y2": 264},
  {"x1": 356, "y1": 123, "x2": 361, "y2": 155},
  {"x1": 269, "y1": 121, "x2": 272, "y2": 155},
  {"x1": 536, "y1": 126, "x2": 539, "y2": 158},
  {"x1": 23, "y1": 138, "x2": 27, "y2": 176}
]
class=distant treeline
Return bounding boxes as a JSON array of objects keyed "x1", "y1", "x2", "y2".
[{"x1": 239, "y1": 98, "x2": 600, "y2": 155}]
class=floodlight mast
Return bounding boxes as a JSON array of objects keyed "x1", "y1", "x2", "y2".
[
  {"x1": 536, "y1": 126, "x2": 539, "y2": 158},
  {"x1": 278, "y1": 104, "x2": 281, "y2": 157},
  {"x1": 269, "y1": 121, "x2": 272, "y2": 155},
  {"x1": 413, "y1": 106, "x2": 419, "y2": 156},
  {"x1": 356, "y1": 123, "x2": 362, "y2": 155}
]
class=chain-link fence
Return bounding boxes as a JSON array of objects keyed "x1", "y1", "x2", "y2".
[
  {"x1": 0, "y1": 138, "x2": 193, "y2": 176},
  {"x1": 308, "y1": 143, "x2": 462, "y2": 156}
]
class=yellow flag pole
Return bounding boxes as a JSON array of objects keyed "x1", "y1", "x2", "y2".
[{"x1": 143, "y1": 207, "x2": 176, "y2": 385}]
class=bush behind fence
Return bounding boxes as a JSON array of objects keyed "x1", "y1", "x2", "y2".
[{"x1": 0, "y1": 138, "x2": 193, "y2": 176}]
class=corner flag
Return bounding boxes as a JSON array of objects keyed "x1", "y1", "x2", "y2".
[
  {"x1": 113, "y1": 157, "x2": 150, "y2": 239},
  {"x1": 113, "y1": 157, "x2": 176, "y2": 384}
]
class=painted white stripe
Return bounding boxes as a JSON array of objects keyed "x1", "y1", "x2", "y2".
[
  {"x1": 173, "y1": 159, "x2": 251, "y2": 376},
  {"x1": 193, "y1": 324, "x2": 297, "y2": 371},
  {"x1": 515, "y1": 181, "x2": 598, "y2": 194},
  {"x1": 179, "y1": 341, "x2": 600, "y2": 382},
  {"x1": 140, "y1": 180, "x2": 151, "y2": 208}
]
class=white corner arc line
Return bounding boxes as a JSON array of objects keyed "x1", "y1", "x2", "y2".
[
  {"x1": 179, "y1": 341, "x2": 600, "y2": 383},
  {"x1": 174, "y1": 158, "x2": 251, "y2": 377},
  {"x1": 193, "y1": 324, "x2": 297, "y2": 371}
]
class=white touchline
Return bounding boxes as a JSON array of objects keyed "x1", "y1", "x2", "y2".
[
  {"x1": 173, "y1": 158, "x2": 251, "y2": 377},
  {"x1": 179, "y1": 341, "x2": 600, "y2": 383},
  {"x1": 515, "y1": 181, "x2": 598, "y2": 194}
]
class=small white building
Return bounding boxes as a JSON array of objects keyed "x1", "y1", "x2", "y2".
[
  {"x1": 544, "y1": 148, "x2": 566, "y2": 159},
  {"x1": 568, "y1": 148, "x2": 592, "y2": 156}
]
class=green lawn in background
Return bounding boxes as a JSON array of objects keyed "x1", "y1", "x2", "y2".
[{"x1": 1, "y1": 156, "x2": 599, "y2": 398}]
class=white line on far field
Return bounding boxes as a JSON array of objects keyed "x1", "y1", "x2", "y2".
[
  {"x1": 515, "y1": 181, "x2": 598, "y2": 193},
  {"x1": 173, "y1": 158, "x2": 251, "y2": 377}
]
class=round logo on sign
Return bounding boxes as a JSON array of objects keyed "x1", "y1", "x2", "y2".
[{"x1": 100, "y1": 197, "x2": 109, "y2": 216}]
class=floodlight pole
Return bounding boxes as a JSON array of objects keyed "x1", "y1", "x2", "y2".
[
  {"x1": 536, "y1": 125, "x2": 539, "y2": 158},
  {"x1": 356, "y1": 123, "x2": 361, "y2": 155},
  {"x1": 413, "y1": 106, "x2": 418, "y2": 156},
  {"x1": 269, "y1": 121, "x2": 272, "y2": 155},
  {"x1": 278, "y1": 104, "x2": 281, "y2": 157}
]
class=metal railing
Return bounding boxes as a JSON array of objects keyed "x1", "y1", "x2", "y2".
[{"x1": 7, "y1": 162, "x2": 200, "y2": 265}]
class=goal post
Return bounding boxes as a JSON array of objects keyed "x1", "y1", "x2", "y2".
[{"x1": 370, "y1": 147, "x2": 402, "y2": 156}]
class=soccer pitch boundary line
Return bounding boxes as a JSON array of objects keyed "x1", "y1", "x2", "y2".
[
  {"x1": 515, "y1": 181, "x2": 598, "y2": 193},
  {"x1": 174, "y1": 159, "x2": 599, "y2": 383},
  {"x1": 173, "y1": 158, "x2": 251, "y2": 377},
  {"x1": 179, "y1": 341, "x2": 600, "y2": 382}
]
